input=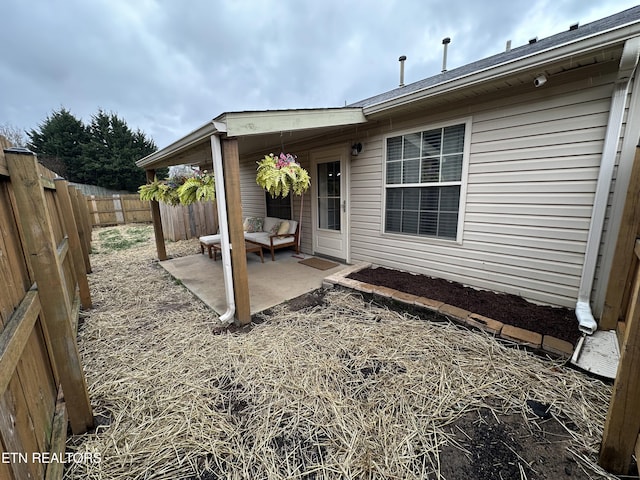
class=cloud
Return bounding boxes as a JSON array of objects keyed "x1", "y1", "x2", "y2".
[{"x1": 1, "y1": 0, "x2": 638, "y2": 148}]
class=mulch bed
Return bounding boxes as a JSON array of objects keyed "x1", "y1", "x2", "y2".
[{"x1": 348, "y1": 267, "x2": 581, "y2": 345}]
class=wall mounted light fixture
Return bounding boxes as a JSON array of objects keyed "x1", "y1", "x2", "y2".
[{"x1": 351, "y1": 142, "x2": 363, "y2": 156}]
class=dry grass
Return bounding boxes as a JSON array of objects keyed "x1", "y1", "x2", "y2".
[{"x1": 65, "y1": 225, "x2": 614, "y2": 479}]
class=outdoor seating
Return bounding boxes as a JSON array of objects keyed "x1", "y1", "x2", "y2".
[
  {"x1": 242, "y1": 216, "x2": 299, "y2": 261},
  {"x1": 199, "y1": 234, "x2": 221, "y2": 258},
  {"x1": 198, "y1": 216, "x2": 299, "y2": 262}
]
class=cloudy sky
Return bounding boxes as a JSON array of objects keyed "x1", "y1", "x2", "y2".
[{"x1": 1, "y1": 0, "x2": 639, "y2": 149}]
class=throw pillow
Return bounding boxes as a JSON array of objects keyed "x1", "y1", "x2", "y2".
[
  {"x1": 277, "y1": 221, "x2": 290, "y2": 235},
  {"x1": 245, "y1": 217, "x2": 264, "y2": 233},
  {"x1": 269, "y1": 221, "x2": 282, "y2": 235}
]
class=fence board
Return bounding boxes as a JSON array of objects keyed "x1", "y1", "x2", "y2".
[
  {"x1": 44, "y1": 392, "x2": 67, "y2": 480},
  {"x1": 55, "y1": 179, "x2": 91, "y2": 309},
  {"x1": 0, "y1": 291, "x2": 40, "y2": 397},
  {"x1": 0, "y1": 379, "x2": 43, "y2": 479},
  {"x1": 159, "y1": 200, "x2": 218, "y2": 241},
  {"x1": 0, "y1": 441, "x2": 15, "y2": 480}
]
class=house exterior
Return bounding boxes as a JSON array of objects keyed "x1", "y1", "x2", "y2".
[{"x1": 137, "y1": 6, "x2": 640, "y2": 331}]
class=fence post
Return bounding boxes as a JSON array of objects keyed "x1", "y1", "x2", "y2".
[
  {"x1": 70, "y1": 187, "x2": 92, "y2": 273},
  {"x1": 55, "y1": 179, "x2": 92, "y2": 310},
  {"x1": 77, "y1": 188, "x2": 93, "y2": 249},
  {"x1": 5, "y1": 148, "x2": 94, "y2": 434},
  {"x1": 90, "y1": 195, "x2": 99, "y2": 226},
  {"x1": 113, "y1": 194, "x2": 124, "y2": 224},
  {"x1": 602, "y1": 146, "x2": 640, "y2": 329}
]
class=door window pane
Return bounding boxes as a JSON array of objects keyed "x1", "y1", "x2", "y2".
[{"x1": 317, "y1": 161, "x2": 341, "y2": 231}]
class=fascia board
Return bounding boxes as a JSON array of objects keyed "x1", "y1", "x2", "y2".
[{"x1": 224, "y1": 108, "x2": 367, "y2": 137}]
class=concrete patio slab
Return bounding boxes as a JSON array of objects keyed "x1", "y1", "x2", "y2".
[{"x1": 160, "y1": 249, "x2": 348, "y2": 316}]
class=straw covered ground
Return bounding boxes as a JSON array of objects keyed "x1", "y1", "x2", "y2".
[{"x1": 65, "y1": 225, "x2": 617, "y2": 479}]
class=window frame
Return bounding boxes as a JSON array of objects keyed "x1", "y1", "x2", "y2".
[
  {"x1": 265, "y1": 192, "x2": 292, "y2": 220},
  {"x1": 382, "y1": 117, "x2": 471, "y2": 244}
]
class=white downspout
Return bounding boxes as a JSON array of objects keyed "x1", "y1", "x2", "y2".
[
  {"x1": 576, "y1": 37, "x2": 640, "y2": 334},
  {"x1": 210, "y1": 132, "x2": 235, "y2": 324}
]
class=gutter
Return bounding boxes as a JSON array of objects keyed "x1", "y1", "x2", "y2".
[
  {"x1": 575, "y1": 36, "x2": 640, "y2": 334},
  {"x1": 209, "y1": 124, "x2": 236, "y2": 324}
]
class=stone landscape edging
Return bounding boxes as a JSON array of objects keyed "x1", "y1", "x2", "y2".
[{"x1": 324, "y1": 262, "x2": 574, "y2": 359}]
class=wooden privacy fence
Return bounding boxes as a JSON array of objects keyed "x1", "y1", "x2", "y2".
[
  {"x1": 0, "y1": 140, "x2": 94, "y2": 480},
  {"x1": 87, "y1": 195, "x2": 217, "y2": 241},
  {"x1": 88, "y1": 194, "x2": 152, "y2": 226},
  {"x1": 159, "y1": 200, "x2": 218, "y2": 241},
  {"x1": 600, "y1": 145, "x2": 640, "y2": 474}
]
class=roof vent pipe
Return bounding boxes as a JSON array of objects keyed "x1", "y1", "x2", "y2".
[
  {"x1": 442, "y1": 37, "x2": 451, "y2": 73},
  {"x1": 570, "y1": 22, "x2": 579, "y2": 31},
  {"x1": 398, "y1": 55, "x2": 407, "y2": 87},
  {"x1": 505, "y1": 40, "x2": 511, "y2": 52}
]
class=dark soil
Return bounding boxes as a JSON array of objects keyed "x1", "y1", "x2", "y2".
[
  {"x1": 440, "y1": 405, "x2": 591, "y2": 480},
  {"x1": 349, "y1": 267, "x2": 581, "y2": 345}
]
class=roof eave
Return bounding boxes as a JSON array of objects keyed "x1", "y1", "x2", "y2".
[
  {"x1": 136, "y1": 120, "x2": 225, "y2": 169},
  {"x1": 363, "y1": 22, "x2": 640, "y2": 115}
]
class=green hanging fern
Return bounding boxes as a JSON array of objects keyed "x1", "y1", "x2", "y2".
[
  {"x1": 176, "y1": 175, "x2": 216, "y2": 205},
  {"x1": 139, "y1": 176, "x2": 179, "y2": 206},
  {"x1": 139, "y1": 171, "x2": 215, "y2": 206},
  {"x1": 256, "y1": 153, "x2": 310, "y2": 198}
]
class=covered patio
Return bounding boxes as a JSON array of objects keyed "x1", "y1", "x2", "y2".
[
  {"x1": 136, "y1": 108, "x2": 367, "y2": 325},
  {"x1": 161, "y1": 248, "x2": 348, "y2": 315}
]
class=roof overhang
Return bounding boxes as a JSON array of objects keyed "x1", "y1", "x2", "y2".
[
  {"x1": 137, "y1": 108, "x2": 367, "y2": 170},
  {"x1": 363, "y1": 20, "x2": 640, "y2": 116}
]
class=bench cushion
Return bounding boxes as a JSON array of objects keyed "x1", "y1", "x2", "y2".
[{"x1": 199, "y1": 234, "x2": 221, "y2": 246}]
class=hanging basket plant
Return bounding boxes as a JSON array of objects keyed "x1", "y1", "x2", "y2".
[
  {"x1": 139, "y1": 169, "x2": 215, "y2": 206},
  {"x1": 256, "y1": 153, "x2": 310, "y2": 198}
]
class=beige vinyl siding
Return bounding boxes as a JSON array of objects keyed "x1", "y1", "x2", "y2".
[
  {"x1": 239, "y1": 155, "x2": 267, "y2": 217},
  {"x1": 349, "y1": 73, "x2": 615, "y2": 308}
]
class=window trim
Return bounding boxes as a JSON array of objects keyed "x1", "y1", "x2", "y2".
[{"x1": 381, "y1": 116, "x2": 472, "y2": 244}]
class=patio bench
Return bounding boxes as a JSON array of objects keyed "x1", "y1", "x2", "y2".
[
  {"x1": 243, "y1": 216, "x2": 299, "y2": 261},
  {"x1": 199, "y1": 216, "x2": 299, "y2": 261},
  {"x1": 199, "y1": 234, "x2": 221, "y2": 258}
]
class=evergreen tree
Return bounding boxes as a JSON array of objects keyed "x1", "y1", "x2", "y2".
[
  {"x1": 27, "y1": 108, "x2": 87, "y2": 180},
  {"x1": 81, "y1": 110, "x2": 157, "y2": 191},
  {"x1": 27, "y1": 108, "x2": 159, "y2": 191}
]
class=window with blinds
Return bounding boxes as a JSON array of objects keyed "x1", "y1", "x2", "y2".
[{"x1": 385, "y1": 123, "x2": 466, "y2": 240}]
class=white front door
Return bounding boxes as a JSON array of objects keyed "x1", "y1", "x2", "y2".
[{"x1": 311, "y1": 147, "x2": 348, "y2": 261}]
